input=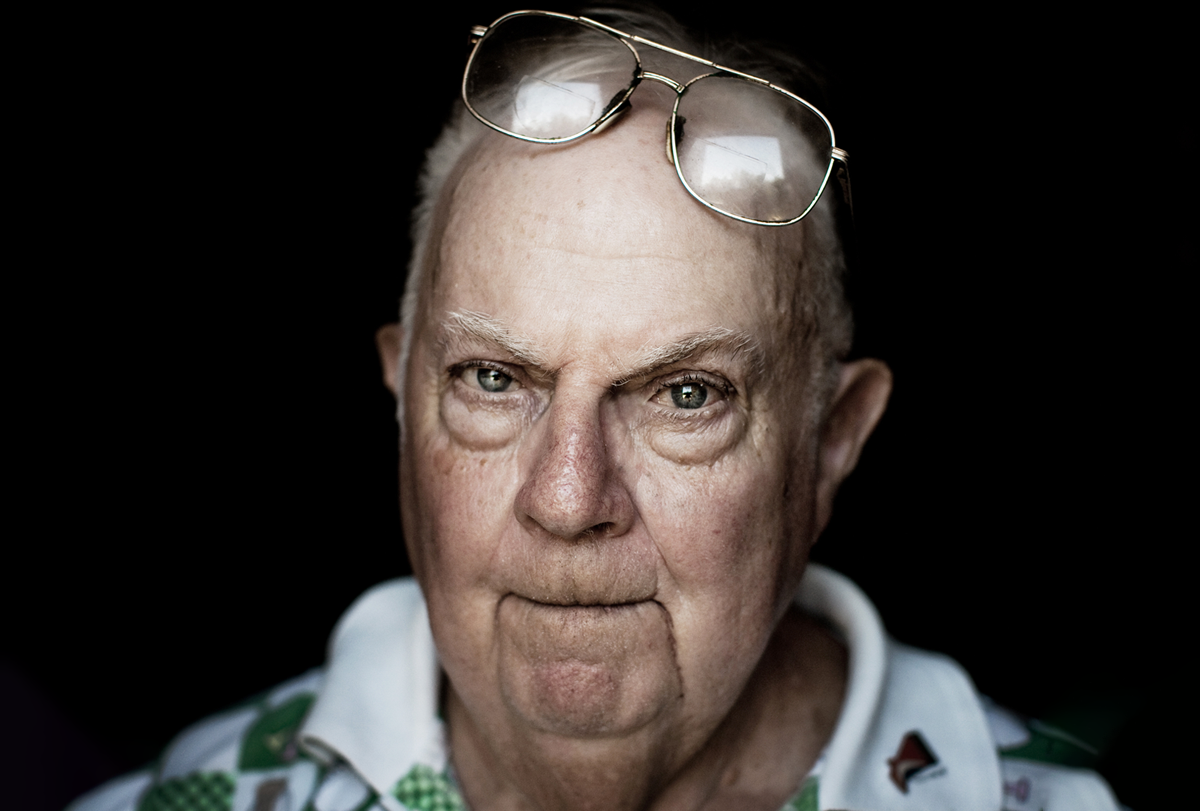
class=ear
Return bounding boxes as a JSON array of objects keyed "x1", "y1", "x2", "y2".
[
  {"x1": 375, "y1": 323, "x2": 403, "y2": 397},
  {"x1": 814, "y1": 358, "x2": 892, "y2": 534}
]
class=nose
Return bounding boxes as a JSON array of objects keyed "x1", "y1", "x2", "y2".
[{"x1": 515, "y1": 395, "x2": 635, "y2": 541}]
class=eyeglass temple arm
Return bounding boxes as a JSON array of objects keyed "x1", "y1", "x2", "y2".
[{"x1": 831, "y1": 146, "x2": 853, "y2": 221}]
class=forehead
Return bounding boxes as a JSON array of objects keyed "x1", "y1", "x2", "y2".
[{"x1": 421, "y1": 109, "x2": 809, "y2": 362}]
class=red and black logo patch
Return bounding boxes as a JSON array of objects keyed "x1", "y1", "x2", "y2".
[{"x1": 887, "y1": 730, "x2": 939, "y2": 793}]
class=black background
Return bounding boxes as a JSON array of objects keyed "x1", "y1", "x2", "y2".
[{"x1": 7, "y1": 2, "x2": 1190, "y2": 808}]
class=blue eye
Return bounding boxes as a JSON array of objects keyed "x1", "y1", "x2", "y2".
[
  {"x1": 476, "y1": 368, "x2": 513, "y2": 392},
  {"x1": 671, "y1": 383, "x2": 708, "y2": 409}
]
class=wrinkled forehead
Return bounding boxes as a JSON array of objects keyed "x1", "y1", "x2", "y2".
[{"x1": 420, "y1": 104, "x2": 811, "y2": 342}]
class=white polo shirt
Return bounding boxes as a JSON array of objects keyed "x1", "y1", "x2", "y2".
[{"x1": 69, "y1": 565, "x2": 1123, "y2": 811}]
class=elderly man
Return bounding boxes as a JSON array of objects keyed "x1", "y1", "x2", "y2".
[{"x1": 72, "y1": 7, "x2": 1122, "y2": 811}]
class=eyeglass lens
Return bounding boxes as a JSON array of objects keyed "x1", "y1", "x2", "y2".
[
  {"x1": 465, "y1": 15, "x2": 638, "y2": 141},
  {"x1": 464, "y1": 13, "x2": 835, "y2": 224},
  {"x1": 674, "y1": 77, "x2": 833, "y2": 224}
]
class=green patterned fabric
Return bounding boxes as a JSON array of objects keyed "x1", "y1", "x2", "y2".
[
  {"x1": 136, "y1": 771, "x2": 235, "y2": 811},
  {"x1": 389, "y1": 765, "x2": 818, "y2": 811},
  {"x1": 68, "y1": 573, "x2": 1125, "y2": 811},
  {"x1": 391, "y1": 764, "x2": 465, "y2": 811},
  {"x1": 240, "y1": 693, "x2": 317, "y2": 770}
]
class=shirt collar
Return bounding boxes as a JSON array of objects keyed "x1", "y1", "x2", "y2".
[
  {"x1": 300, "y1": 566, "x2": 1001, "y2": 810},
  {"x1": 300, "y1": 578, "x2": 446, "y2": 796},
  {"x1": 800, "y1": 566, "x2": 1002, "y2": 810}
]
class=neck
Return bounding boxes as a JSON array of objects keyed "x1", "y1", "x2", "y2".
[{"x1": 447, "y1": 606, "x2": 847, "y2": 811}]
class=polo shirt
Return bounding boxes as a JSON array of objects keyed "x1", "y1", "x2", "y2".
[{"x1": 69, "y1": 565, "x2": 1123, "y2": 811}]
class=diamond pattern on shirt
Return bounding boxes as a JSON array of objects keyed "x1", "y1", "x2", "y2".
[
  {"x1": 136, "y1": 771, "x2": 235, "y2": 811},
  {"x1": 391, "y1": 764, "x2": 464, "y2": 811}
]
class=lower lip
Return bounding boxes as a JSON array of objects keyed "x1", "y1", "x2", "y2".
[
  {"x1": 521, "y1": 599, "x2": 649, "y2": 614},
  {"x1": 498, "y1": 596, "x2": 665, "y2": 659},
  {"x1": 511, "y1": 597, "x2": 653, "y2": 627}
]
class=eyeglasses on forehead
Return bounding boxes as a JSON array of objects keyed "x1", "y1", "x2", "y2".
[{"x1": 461, "y1": 9, "x2": 850, "y2": 226}]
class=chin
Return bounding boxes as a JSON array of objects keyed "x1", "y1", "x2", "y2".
[{"x1": 494, "y1": 598, "x2": 684, "y2": 739}]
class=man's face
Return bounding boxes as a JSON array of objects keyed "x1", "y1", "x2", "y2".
[{"x1": 397, "y1": 107, "x2": 846, "y2": 758}]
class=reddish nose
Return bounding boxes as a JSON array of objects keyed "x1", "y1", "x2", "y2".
[{"x1": 515, "y1": 397, "x2": 635, "y2": 541}]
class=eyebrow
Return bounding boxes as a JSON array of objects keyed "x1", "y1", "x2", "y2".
[
  {"x1": 438, "y1": 309, "x2": 764, "y2": 383},
  {"x1": 438, "y1": 310, "x2": 550, "y2": 368},
  {"x1": 617, "y1": 327, "x2": 765, "y2": 386}
]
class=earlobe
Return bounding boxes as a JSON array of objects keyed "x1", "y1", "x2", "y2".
[
  {"x1": 814, "y1": 359, "x2": 892, "y2": 534},
  {"x1": 375, "y1": 323, "x2": 403, "y2": 397}
]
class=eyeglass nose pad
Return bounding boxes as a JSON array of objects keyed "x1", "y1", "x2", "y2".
[{"x1": 591, "y1": 100, "x2": 631, "y2": 136}]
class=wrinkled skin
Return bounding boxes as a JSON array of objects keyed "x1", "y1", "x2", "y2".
[{"x1": 378, "y1": 101, "x2": 891, "y2": 811}]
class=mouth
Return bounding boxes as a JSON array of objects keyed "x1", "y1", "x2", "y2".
[
  {"x1": 504, "y1": 592, "x2": 657, "y2": 613},
  {"x1": 502, "y1": 567, "x2": 658, "y2": 611},
  {"x1": 497, "y1": 594, "x2": 673, "y2": 664},
  {"x1": 497, "y1": 592, "x2": 669, "y2": 640},
  {"x1": 520, "y1": 594, "x2": 652, "y2": 607},
  {"x1": 496, "y1": 536, "x2": 659, "y2": 609}
]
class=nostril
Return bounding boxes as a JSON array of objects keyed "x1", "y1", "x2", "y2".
[{"x1": 584, "y1": 522, "x2": 614, "y2": 537}]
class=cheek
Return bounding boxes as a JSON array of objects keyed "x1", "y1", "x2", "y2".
[
  {"x1": 635, "y1": 454, "x2": 804, "y2": 709},
  {"x1": 406, "y1": 432, "x2": 519, "y2": 589},
  {"x1": 403, "y1": 434, "x2": 522, "y2": 685},
  {"x1": 401, "y1": 338, "x2": 516, "y2": 588},
  {"x1": 642, "y1": 455, "x2": 792, "y2": 586}
]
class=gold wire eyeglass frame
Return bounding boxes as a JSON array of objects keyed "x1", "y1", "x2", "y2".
[{"x1": 461, "y1": 9, "x2": 850, "y2": 226}]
